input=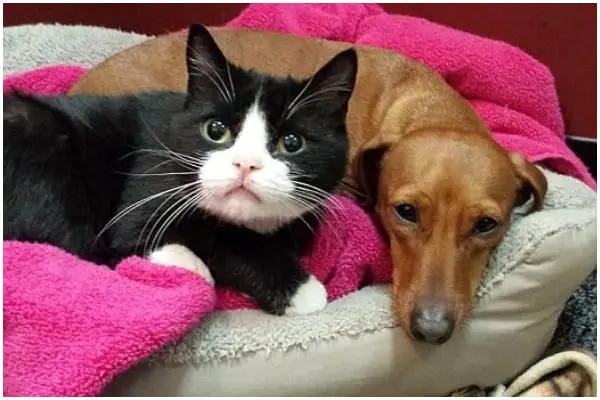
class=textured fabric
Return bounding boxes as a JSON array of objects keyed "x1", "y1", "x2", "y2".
[
  {"x1": 3, "y1": 64, "x2": 85, "y2": 94},
  {"x1": 2, "y1": 23, "x2": 150, "y2": 76},
  {"x1": 550, "y1": 271, "x2": 598, "y2": 355},
  {"x1": 450, "y1": 348, "x2": 597, "y2": 397},
  {"x1": 500, "y1": 348, "x2": 597, "y2": 397},
  {"x1": 3, "y1": 241, "x2": 216, "y2": 397},
  {"x1": 2, "y1": 19, "x2": 597, "y2": 396},
  {"x1": 227, "y1": 3, "x2": 596, "y2": 190}
]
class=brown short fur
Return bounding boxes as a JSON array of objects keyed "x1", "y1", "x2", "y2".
[{"x1": 71, "y1": 27, "x2": 548, "y2": 342}]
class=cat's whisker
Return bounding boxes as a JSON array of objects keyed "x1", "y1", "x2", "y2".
[
  {"x1": 142, "y1": 148, "x2": 201, "y2": 165},
  {"x1": 95, "y1": 181, "x2": 198, "y2": 244},
  {"x1": 188, "y1": 47, "x2": 233, "y2": 103},
  {"x1": 133, "y1": 149, "x2": 201, "y2": 173},
  {"x1": 285, "y1": 75, "x2": 315, "y2": 120},
  {"x1": 282, "y1": 192, "x2": 344, "y2": 243},
  {"x1": 291, "y1": 181, "x2": 342, "y2": 207},
  {"x1": 275, "y1": 192, "x2": 343, "y2": 244},
  {"x1": 137, "y1": 185, "x2": 197, "y2": 253},
  {"x1": 141, "y1": 159, "x2": 179, "y2": 175},
  {"x1": 139, "y1": 117, "x2": 204, "y2": 168},
  {"x1": 337, "y1": 178, "x2": 368, "y2": 199},
  {"x1": 189, "y1": 71, "x2": 231, "y2": 104},
  {"x1": 292, "y1": 190, "x2": 344, "y2": 226},
  {"x1": 120, "y1": 171, "x2": 200, "y2": 177},
  {"x1": 118, "y1": 149, "x2": 201, "y2": 172},
  {"x1": 287, "y1": 85, "x2": 353, "y2": 117},
  {"x1": 225, "y1": 62, "x2": 236, "y2": 102},
  {"x1": 146, "y1": 187, "x2": 204, "y2": 254},
  {"x1": 151, "y1": 190, "x2": 204, "y2": 250},
  {"x1": 255, "y1": 182, "x2": 337, "y2": 231}
]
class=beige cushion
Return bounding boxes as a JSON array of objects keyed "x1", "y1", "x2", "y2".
[{"x1": 106, "y1": 169, "x2": 597, "y2": 396}]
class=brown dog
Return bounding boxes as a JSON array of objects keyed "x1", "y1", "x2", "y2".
[{"x1": 71, "y1": 27, "x2": 547, "y2": 344}]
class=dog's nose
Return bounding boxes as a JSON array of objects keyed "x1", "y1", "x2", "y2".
[{"x1": 410, "y1": 305, "x2": 454, "y2": 344}]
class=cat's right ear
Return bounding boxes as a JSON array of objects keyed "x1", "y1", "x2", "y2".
[
  {"x1": 185, "y1": 24, "x2": 233, "y2": 103},
  {"x1": 299, "y1": 48, "x2": 358, "y2": 113}
]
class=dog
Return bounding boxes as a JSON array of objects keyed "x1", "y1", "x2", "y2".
[{"x1": 70, "y1": 26, "x2": 548, "y2": 344}]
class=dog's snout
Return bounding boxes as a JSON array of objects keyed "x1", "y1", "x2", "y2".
[{"x1": 410, "y1": 304, "x2": 455, "y2": 344}]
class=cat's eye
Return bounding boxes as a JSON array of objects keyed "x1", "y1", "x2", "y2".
[
  {"x1": 394, "y1": 203, "x2": 418, "y2": 225},
  {"x1": 277, "y1": 133, "x2": 306, "y2": 154},
  {"x1": 202, "y1": 119, "x2": 232, "y2": 144},
  {"x1": 472, "y1": 217, "x2": 500, "y2": 236}
]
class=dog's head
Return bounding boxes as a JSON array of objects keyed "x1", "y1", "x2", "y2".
[{"x1": 353, "y1": 128, "x2": 547, "y2": 344}]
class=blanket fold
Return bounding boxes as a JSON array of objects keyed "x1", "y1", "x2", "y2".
[
  {"x1": 227, "y1": 3, "x2": 595, "y2": 189},
  {"x1": 3, "y1": 241, "x2": 216, "y2": 397},
  {"x1": 450, "y1": 348, "x2": 597, "y2": 397}
]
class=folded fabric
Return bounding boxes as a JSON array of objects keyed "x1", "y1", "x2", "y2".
[
  {"x1": 227, "y1": 3, "x2": 595, "y2": 190},
  {"x1": 449, "y1": 347, "x2": 597, "y2": 397},
  {"x1": 3, "y1": 241, "x2": 216, "y2": 397},
  {"x1": 3, "y1": 63, "x2": 391, "y2": 396},
  {"x1": 3, "y1": 64, "x2": 86, "y2": 95}
]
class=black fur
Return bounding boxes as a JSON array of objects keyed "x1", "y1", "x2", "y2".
[{"x1": 3, "y1": 24, "x2": 357, "y2": 315}]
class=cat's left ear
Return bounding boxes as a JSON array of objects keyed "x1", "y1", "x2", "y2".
[
  {"x1": 185, "y1": 24, "x2": 233, "y2": 102},
  {"x1": 301, "y1": 48, "x2": 358, "y2": 111}
]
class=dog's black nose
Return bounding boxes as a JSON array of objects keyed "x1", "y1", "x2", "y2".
[{"x1": 410, "y1": 305, "x2": 454, "y2": 344}]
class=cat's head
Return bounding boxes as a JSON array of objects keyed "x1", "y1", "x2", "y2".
[{"x1": 169, "y1": 24, "x2": 358, "y2": 232}]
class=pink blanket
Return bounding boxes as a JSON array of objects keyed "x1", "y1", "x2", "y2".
[{"x1": 227, "y1": 4, "x2": 595, "y2": 190}]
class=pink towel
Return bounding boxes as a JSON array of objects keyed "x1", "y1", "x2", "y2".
[
  {"x1": 3, "y1": 65, "x2": 86, "y2": 96},
  {"x1": 227, "y1": 3, "x2": 596, "y2": 190},
  {"x1": 3, "y1": 241, "x2": 216, "y2": 397},
  {"x1": 3, "y1": 66, "x2": 391, "y2": 395}
]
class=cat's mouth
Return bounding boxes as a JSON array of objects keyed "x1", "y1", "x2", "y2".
[{"x1": 223, "y1": 184, "x2": 262, "y2": 202}]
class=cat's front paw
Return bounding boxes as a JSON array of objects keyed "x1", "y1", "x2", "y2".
[
  {"x1": 148, "y1": 244, "x2": 214, "y2": 286},
  {"x1": 285, "y1": 275, "x2": 328, "y2": 316}
]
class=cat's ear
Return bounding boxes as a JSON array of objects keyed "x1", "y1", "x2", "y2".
[
  {"x1": 185, "y1": 24, "x2": 233, "y2": 103},
  {"x1": 299, "y1": 48, "x2": 358, "y2": 112}
]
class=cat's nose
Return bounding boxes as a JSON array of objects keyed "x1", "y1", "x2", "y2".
[{"x1": 232, "y1": 158, "x2": 263, "y2": 176}]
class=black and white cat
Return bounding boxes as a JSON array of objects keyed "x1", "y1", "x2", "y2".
[{"x1": 3, "y1": 24, "x2": 358, "y2": 316}]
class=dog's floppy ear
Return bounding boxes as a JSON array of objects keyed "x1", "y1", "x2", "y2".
[
  {"x1": 509, "y1": 152, "x2": 548, "y2": 212},
  {"x1": 352, "y1": 134, "x2": 395, "y2": 209}
]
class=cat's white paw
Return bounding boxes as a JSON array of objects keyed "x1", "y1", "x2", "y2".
[
  {"x1": 285, "y1": 275, "x2": 328, "y2": 316},
  {"x1": 148, "y1": 244, "x2": 214, "y2": 285}
]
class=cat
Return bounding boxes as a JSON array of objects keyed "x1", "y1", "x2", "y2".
[{"x1": 3, "y1": 24, "x2": 358, "y2": 316}]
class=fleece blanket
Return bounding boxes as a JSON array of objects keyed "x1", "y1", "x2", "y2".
[
  {"x1": 4, "y1": 191, "x2": 390, "y2": 396},
  {"x1": 2, "y1": 5, "x2": 596, "y2": 397}
]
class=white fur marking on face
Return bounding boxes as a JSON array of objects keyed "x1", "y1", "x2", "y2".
[
  {"x1": 198, "y1": 97, "x2": 310, "y2": 232},
  {"x1": 285, "y1": 275, "x2": 328, "y2": 316},
  {"x1": 148, "y1": 243, "x2": 214, "y2": 285},
  {"x1": 230, "y1": 101, "x2": 270, "y2": 170}
]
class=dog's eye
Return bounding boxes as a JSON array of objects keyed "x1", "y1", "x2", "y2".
[
  {"x1": 202, "y1": 119, "x2": 232, "y2": 144},
  {"x1": 394, "y1": 203, "x2": 418, "y2": 225},
  {"x1": 277, "y1": 133, "x2": 306, "y2": 154},
  {"x1": 473, "y1": 217, "x2": 500, "y2": 235}
]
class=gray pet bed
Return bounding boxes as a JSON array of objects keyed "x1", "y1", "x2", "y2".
[{"x1": 4, "y1": 24, "x2": 597, "y2": 396}]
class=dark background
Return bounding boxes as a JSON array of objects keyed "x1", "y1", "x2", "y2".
[{"x1": 4, "y1": 3, "x2": 596, "y2": 176}]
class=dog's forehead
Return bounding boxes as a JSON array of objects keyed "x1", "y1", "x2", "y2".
[{"x1": 381, "y1": 134, "x2": 518, "y2": 206}]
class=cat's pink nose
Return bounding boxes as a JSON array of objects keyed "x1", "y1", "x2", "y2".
[{"x1": 232, "y1": 158, "x2": 263, "y2": 176}]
